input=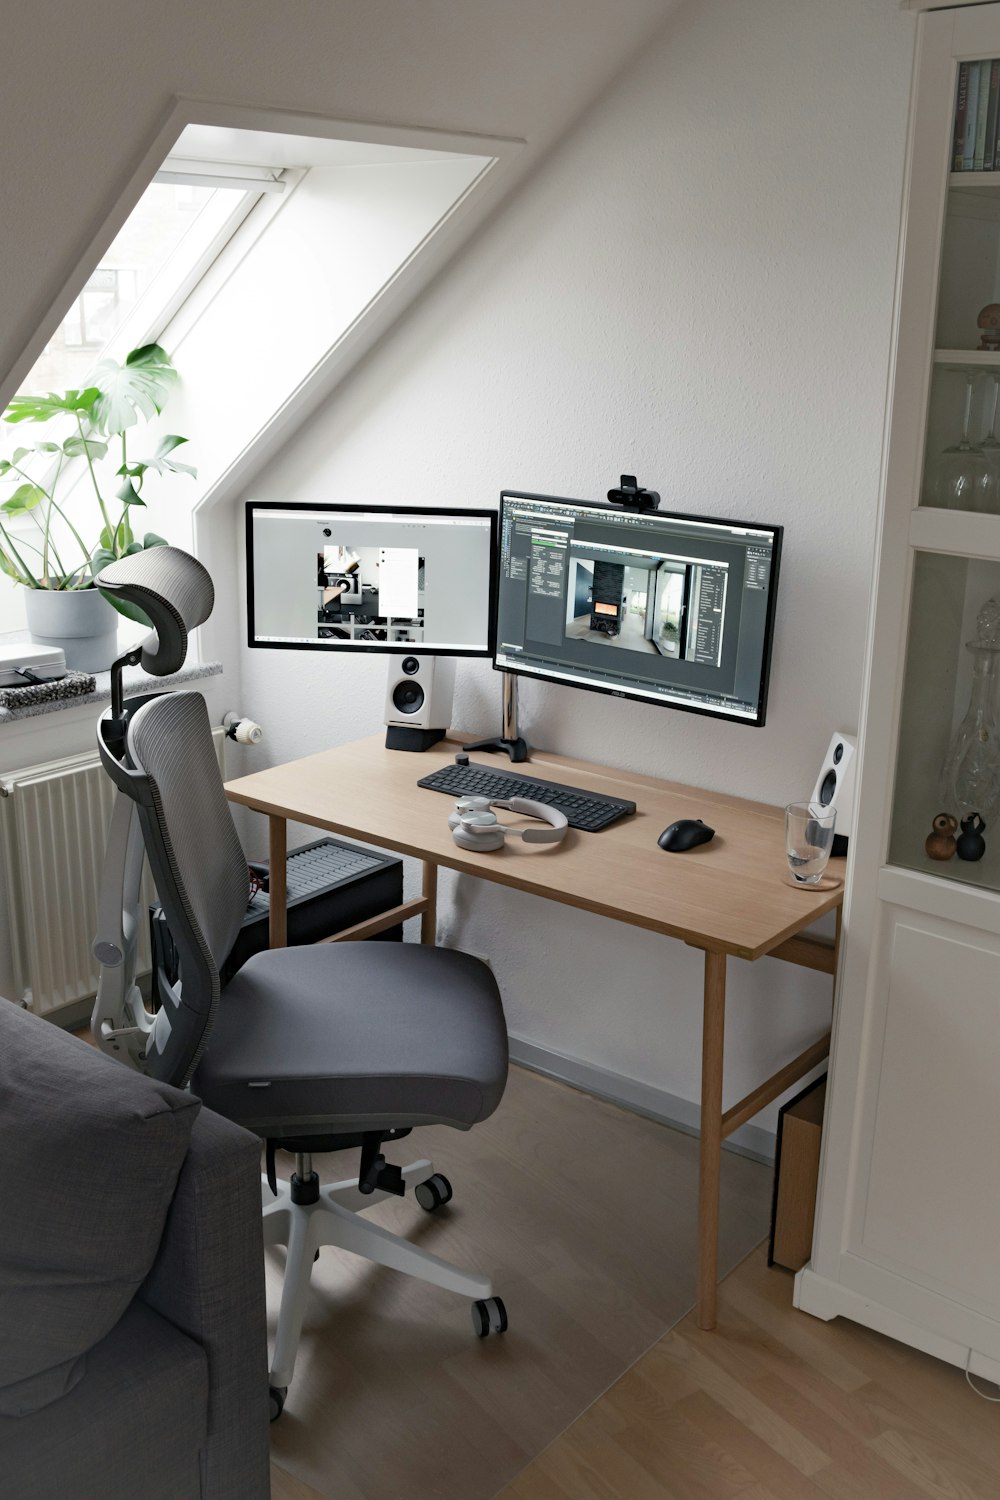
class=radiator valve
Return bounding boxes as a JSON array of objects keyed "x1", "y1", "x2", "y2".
[{"x1": 223, "y1": 711, "x2": 263, "y2": 746}]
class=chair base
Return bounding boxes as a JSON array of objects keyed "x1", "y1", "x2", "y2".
[{"x1": 261, "y1": 1157, "x2": 494, "y2": 1391}]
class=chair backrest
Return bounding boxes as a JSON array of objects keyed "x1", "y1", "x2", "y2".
[{"x1": 117, "y1": 691, "x2": 249, "y2": 1086}]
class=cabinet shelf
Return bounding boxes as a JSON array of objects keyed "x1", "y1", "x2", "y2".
[
  {"x1": 910, "y1": 505, "x2": 1000, "y2": 559},
  {"x1": 949, "y1": 171, "x2": 1000, "y2": 192},
  {"x1": 932, "y1": 349, "x2": 1000, "y2": 368}
]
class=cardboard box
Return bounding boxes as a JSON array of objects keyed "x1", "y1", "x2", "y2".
[{"x1": 768, "y1": 1074, "x2": 826, "y2": 1272}]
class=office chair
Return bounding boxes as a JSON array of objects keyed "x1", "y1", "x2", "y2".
[{"x1": 91, "y1": 548, "x2": 509, "y2": 1421}]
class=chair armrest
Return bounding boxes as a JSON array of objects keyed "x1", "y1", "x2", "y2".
[{"x1": 139, "y1": 1107, "x2": 269, "y2": 1500}]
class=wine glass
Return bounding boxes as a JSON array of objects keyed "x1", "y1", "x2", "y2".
[
  {"x1": 924, "y1": 372, "x2": 996, "y2": 512},
  {"x1": 978, "y1": 373, "x2": 1000, "y2": 514}
]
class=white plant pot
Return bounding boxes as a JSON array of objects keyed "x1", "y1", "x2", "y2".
[{"x1": 23, "y1": 587, "x2": 119, "y2": 673}]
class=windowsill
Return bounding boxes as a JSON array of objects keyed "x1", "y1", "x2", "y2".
[{"x1": 0, "y1": 642, "x2": 222, "y2": 725}]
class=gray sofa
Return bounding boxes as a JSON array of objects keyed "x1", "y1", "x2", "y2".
[{"x1": 0, "y1": 1003, "x2": 270, "y2": 1499}]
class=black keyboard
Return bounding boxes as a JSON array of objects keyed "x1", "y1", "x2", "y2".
[{"x1": 417, "y1": 759, "x2": 636, "y2": 831}]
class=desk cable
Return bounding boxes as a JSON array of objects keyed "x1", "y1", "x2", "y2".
[{"x1": 965, "y1": 1345, "x2": 1000, "y2": 1402}]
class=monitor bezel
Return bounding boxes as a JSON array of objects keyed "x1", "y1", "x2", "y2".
[
  {"x1": 494, "y1": 490, "x2": 783, "y2": 728},
  {"x1": 246, "y1": 500, "x2": 499, "y2": 658}
]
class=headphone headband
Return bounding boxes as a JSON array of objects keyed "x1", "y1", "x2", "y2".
[
  {"x1": 491, "y1": 797, "x2": 567, "y2": 842},
  {"x1": 448, "y1": 795, "x2": 569, "y2": 850}
]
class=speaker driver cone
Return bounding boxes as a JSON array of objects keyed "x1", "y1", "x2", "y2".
[{"x1": 392, "y1": 680, "x2": 425, "y2": 715}]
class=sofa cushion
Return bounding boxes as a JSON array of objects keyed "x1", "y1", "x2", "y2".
[
  {"x1": 0, "y1": 1004, "x2": 199, "y2": 1415},
  {"x1": 0, "y1": 1298, "x2": 207, "y2": 1500}
]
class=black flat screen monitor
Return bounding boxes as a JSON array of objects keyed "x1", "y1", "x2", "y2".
[
  {"x1": 246, "y1": 502, "x2": 497, "y2": 655},
  {"x1": 494, "y1": 491, "x2": 782, "y2": 725}
]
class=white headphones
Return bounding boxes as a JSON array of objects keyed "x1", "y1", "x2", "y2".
[{"x1": 448, "y1": 795, "x2": 569, "y2": 851}]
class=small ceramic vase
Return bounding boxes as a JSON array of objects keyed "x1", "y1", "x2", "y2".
[
  {"x1": 925, "y1": 812, "x2": 958, "y2": 860},
  {"x1": 956, "y1": 812, "x2": 987, "y2": 862}
]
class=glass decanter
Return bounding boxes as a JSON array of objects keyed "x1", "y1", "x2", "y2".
[{"x1": 940, "y1": 596, "x2": 1000, "y2": 828}]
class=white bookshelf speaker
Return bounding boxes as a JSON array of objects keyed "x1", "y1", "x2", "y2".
[
  {"x1": 384, "y1": 655, "x2": 456, "y2": 751},
  {"x1": 810, "y1": 731, "x2": 857, "y2": 857}
]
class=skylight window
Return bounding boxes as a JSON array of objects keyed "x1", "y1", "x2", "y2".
[{"x1": 18, "y1": 169, "x2": 272, "y2": 396}]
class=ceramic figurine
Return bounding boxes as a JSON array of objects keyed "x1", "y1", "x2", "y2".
[
  {"x1": 979, "y1": 304, "x2": 1000, "y2": 351},
  {"x1": 956, "y1": 812, "x2": 987, "y2": 861},
  {"x1": 925, "y1": 812, "x2": 958, "y2": 860}
]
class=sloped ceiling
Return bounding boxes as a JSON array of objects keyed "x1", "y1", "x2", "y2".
[{"x1": 0, "y1": 0, "x2": 682, "y2": 398}]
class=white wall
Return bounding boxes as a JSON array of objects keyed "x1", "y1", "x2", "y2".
[{"x1": 235, "y1": 0, "x2": 917, "y2": 1140}]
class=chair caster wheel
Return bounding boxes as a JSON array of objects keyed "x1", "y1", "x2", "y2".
[
  {"x1": 269, "y1": 1385, "x2": 287, "y2": 1422},
  {"x1": 415, "y1": 1173, "x2": 453, "y2": 1212},
  {"x1": 471, "y1": 1296, "x2": 508, "y2": 1337}
]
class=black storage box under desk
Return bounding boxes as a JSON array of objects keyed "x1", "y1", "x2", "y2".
[{"x1": 150, "y1": 837, "x2": 404, "y2": 986}]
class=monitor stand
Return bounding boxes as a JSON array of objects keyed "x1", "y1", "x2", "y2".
[{"x1": 462, "y1": 670, "x2": 529, "y2": 763}]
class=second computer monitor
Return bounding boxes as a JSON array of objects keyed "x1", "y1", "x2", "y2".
[
  {"x1": 495, "y1": 491, "x2": 782, "y2": 725},
  {"x1": 246, "y1": 502, "x2": 497, "y2": 654}
]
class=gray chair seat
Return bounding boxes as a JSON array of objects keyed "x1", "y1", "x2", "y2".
[{"x1": 192, "y1": 942, "x2": 507, "y2": 1137}]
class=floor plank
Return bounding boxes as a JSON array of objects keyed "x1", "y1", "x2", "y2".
[
  {"x1": 270, "y1": 1465, "x2": 329, "y2": 1500},
  {"x1": 502, "y1": 1245, "x2": 1000, "y2": 1500}
]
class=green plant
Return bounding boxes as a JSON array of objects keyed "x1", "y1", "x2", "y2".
[{"x1": 0, "y1": 344, "x2": 196, "y2": 622}]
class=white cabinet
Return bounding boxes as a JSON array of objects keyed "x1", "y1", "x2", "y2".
[{"x1": 796, "y1": 4, "x2": 1000, "y2": 1385}]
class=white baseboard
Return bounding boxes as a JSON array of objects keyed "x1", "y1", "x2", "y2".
[{"x1": 508, "y1": 1033, "x2": 776, "y2": 1165}]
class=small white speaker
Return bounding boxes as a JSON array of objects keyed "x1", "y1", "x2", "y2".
[
  {"x1": 810, "y1": 731, "x2": 857, "y2": 856},
  {"x1": 384, "y1": 655, "x2": 456, "y2": 751}
]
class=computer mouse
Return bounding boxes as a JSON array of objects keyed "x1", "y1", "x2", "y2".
[{"x1": 657, "y1": 818, "x2": 715, "y2": 852}]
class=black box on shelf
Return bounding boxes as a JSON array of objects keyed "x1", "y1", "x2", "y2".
[{"x1": 150, "y1": 837, "x2": 405, "y2": 986}]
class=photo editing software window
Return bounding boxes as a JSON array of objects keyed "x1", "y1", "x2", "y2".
[
  {"x1": 248, "y1": 505, "x2": 495, "y2": 652},
  {"x1": 495, "y1": 494, "x2": 781, "y2": 722}
]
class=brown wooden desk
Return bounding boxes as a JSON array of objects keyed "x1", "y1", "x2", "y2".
[{"x1": 225, "y1": 733, "x2": 843, "y2": 1330}]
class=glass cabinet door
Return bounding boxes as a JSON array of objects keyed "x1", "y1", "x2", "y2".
[
  {"x1": 922, "y1": 67, "x2": 1000, "y2": 518},
  {"x1": 891, "y1": 47, "x2": 1000, "y2": 890}
]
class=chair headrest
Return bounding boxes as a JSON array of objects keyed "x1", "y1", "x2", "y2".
[{"x1": 96, "y1": 546, "x2": 214, "y2": 677}]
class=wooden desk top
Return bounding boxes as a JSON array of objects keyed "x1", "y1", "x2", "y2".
[{"x1": 225, "y1": 734, "x2": 845, "y2": 962}]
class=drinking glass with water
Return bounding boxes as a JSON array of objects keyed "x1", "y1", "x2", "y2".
[{"x1": 784, "y1": 801, "x2": 837, "y2": 885}]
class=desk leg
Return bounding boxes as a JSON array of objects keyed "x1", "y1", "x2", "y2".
[
  {"x1": 698, "y1": 949, "x2": 726, "y2": 1331},
  {"x1": 421, "y1": 863, "x2": 437, "y2": 946},
  {"x1": 269, "y1": 815, "x2": 287, "y2": 950}
]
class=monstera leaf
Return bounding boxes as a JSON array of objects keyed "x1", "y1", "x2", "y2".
[
  {"x1": 115, "y1": 434, "x2": 197, "y2": 505},
  {"x1": 4, "y1": 388, "x2": 99, "y2": 424},
  {"x1": 90, "y1": 344, "x2": 178, "y2": 436},
  {"x1": 1, "y1": 483, "x2": 46, "y2": 516}
]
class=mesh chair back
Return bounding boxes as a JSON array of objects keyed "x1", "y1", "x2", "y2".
[{"x1": 124, "y1": 691, "x2": 249, "y2": 1085}]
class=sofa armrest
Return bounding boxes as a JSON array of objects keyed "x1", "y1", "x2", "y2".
[{"x1": 140, "y1": 1106, "x2": 269, "y2": 1500}]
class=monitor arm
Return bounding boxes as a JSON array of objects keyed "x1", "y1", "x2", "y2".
[{"x1": 462, "y1": 671, "x2": 529, "y2": 763}]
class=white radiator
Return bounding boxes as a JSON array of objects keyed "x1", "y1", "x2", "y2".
[{"x1": 0, "y1": 729, "x2": 225, "y2": 1017}]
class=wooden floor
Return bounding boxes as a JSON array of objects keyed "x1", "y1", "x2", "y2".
[
  {"x1": 267, "y1": 1065, "x2": 771, "y2": 1500},
  {"x1": 500, "y1": 1243, "x2": 1000, "y2": 1500}
]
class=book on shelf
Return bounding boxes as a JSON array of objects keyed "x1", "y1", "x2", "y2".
[
  {"x1": 954, "y1": 61, "x2": 971, "y2": 170},
  {"x1": 963, "y1": 59, "x2": 981, "y2": 170},
  {"x1": 986, "y1": 61, "x2": 1000, "y2": 173},
  {"x1": 976, "y1": 59, "x2": 993, "y2": 170},
  {"x1": 953, "y1": 58, "x2": 1000, "y2": 173}
]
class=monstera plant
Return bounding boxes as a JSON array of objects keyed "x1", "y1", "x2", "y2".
[{"x1": 0, "y1": 343, "x2": 196, "y2": 628}]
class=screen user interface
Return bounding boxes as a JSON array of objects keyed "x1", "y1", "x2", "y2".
[
  {"x1": 495, "y1": 493, "x2": 781, "y2": 723},
  {"x1": 247, "y1": 504, "x2": 496, "y2": 654}
]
